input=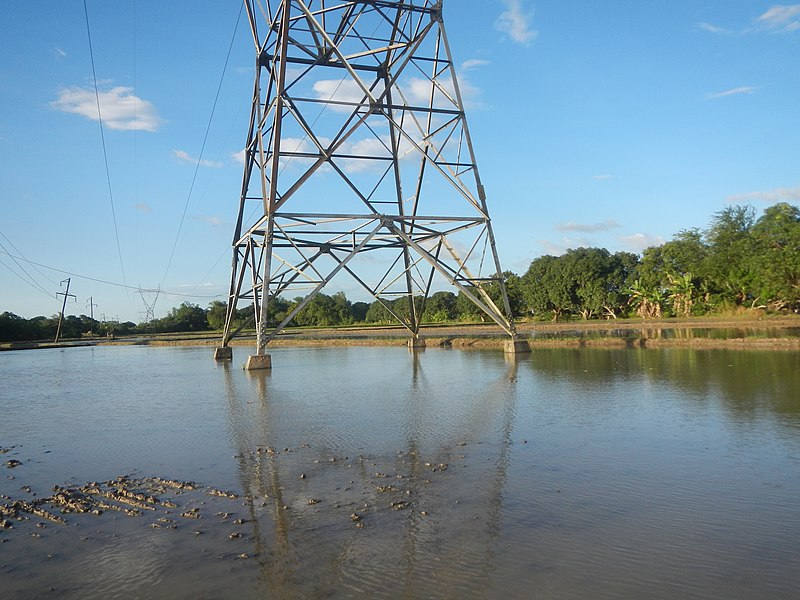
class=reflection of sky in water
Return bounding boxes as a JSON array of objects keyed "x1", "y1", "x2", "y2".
[{"x1": 0, "y1": 345, "x2": 798, "y2": 599}]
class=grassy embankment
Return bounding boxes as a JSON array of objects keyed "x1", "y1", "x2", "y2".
[{"x1": 6, "y1": 313, "x2": 798, "y2": 351}]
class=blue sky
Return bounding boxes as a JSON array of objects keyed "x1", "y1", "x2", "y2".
[{"x1": 1, "y1": 1, "x2": 798, "y2": 322}]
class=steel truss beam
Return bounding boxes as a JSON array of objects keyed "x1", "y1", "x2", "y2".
[{"x1": 222, "y1": 0, "x2": 517, "y2": 353}]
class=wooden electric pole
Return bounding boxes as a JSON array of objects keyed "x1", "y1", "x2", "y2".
[
  {"x1": 86, "y1": 296, "x2": 98, "y2": 336},
  {"x1": 55, "y1": 278, "x2": 76, "y2": 343}
]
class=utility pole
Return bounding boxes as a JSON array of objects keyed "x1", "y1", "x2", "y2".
[
  {"x1": 86, "y1": 296, "x2": 98, "y2": 336},
  {"x1": 55, "y1": 278, "x2": 76, "y2": 343}
]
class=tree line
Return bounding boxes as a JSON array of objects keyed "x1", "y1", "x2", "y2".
[{"x1": 2, "y1": 203, "x2": 798, "y2": 342}]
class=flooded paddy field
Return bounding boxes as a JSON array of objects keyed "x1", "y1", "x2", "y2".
[{"x1": 1, "y1": 345, "x2": 799, "y2": 599}]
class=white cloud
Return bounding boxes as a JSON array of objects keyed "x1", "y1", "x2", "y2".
[
  {"x1": 699, "y1": 5, "x2": 800, "y2": 36},
  {"x1": 593, "y1": 174, "x2": 612, "y2": 180},
  {"x1": 404, "y1": 73, "x2": 484, "y2": 110},
  {"x1": 697, "y1": 22, "x2": 733, "y2": 35},
  {"x1": 756, "y1": 4, "x2": 800, "y2": 31},
  {"x1": 312, "y1": 79, "x2": 377, "y2": 112},
  {"x1": 231, "y1": 150, "x2": 246, "y2": 166},
  {"x1": 54, "y1": 47, "x2": 67, "y2": 60},
  {"x1": 495, "y1": 0, "x2": 538, "y2": 46},
  {"x1": 726, "y1": 185, "x2": 800, "y2": 204},
  {"x1": 537, "y1": 237, "x2": 591, "y2": 255},
  {"x1": 461, "y1": 59, "x2": 490, "y2": 71},
  {"x1": 51, "y1": 86, "x2": 163, "y2": 131},
  {"x1": 337, "y1": 137, "x2": 390, "y2": 173},
  {"x1": 557, "y1": 219, "x2": 621, "y2": 233},
  {"x1": 193, "y1": 215, "x2": 226, "y2": 227},
  {"x1": 704, "y1": 86, "x2": 757, "y2": 100},
  {"x1": 618, "y1": 233, "x2": 664, "y2": 252},
  {"x1": 172, "y1": 149, "x2": 223, "y2": 168}
]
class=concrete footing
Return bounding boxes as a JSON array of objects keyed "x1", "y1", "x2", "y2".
[
  {"x1": 408, "y1": 337, "x2": 426, "y2": 350},
  {"x1": 504, "y1": 339, "x2": 531, "y2": 354},
  {"x1": 214, "y1": 346, "x2": 233, "y2": 360},
  {"x1": 245, "y1": 354, "x2": 272, "y2": 371}
]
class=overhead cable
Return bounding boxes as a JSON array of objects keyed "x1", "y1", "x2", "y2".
[
  {"x1": 82, "y1": 0, "x2": 128, "y2": 291},
  {"x1": 0, "y1": 249, "x2": 221, "y2": 300},
  {"x1": 156, "y1": 4, "x2": 244, "y2": 305}
]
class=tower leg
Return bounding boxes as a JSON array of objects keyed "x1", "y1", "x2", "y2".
[
  {"x1": 504, "y1": 338, "x2": 530, "y2": 354},
  {"x1": 245, "y1": 354, "x2": 272, "y2": 370},
  {"x1": 214, "y1": 347, "x2": 233, "y2": 360},
  {"x1": 408, "y1": 336, "x2": 426, "y2": 350}
]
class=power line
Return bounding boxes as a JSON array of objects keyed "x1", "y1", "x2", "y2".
[
  {"x1": 0, "y1": 237, "x2": 52, "y2": 298},
  {"x1": 83, "y1": 0, "x2": 128, "y2": 291},
  {"x1": 0, "y1": 248, "x2": 222, "y2": 301},
  {"x1": 156, "y1": 4, "x2": 244, "y2": 305},
  {"x1": 0, "y1": 254, "x2": 54, "y2": 299},
  {"x1": 0, "y1": 229, "x2": 57, "y2": 288}
]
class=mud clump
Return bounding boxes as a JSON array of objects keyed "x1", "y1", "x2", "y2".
[{"x1": 0, "y1": 476, "x2": 232, "y2": 531}]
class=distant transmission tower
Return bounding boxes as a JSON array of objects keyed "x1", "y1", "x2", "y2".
[
  {"x1": 138, "y1": 288, "x2": 160, "y2": 324},
  {"x1": 217, "y1": 0, "x2": 525, "y2": 367}
]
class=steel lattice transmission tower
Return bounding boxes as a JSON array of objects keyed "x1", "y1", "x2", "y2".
[{"x1": 217, "y1": 0, "x2": 522, "y2": 364}]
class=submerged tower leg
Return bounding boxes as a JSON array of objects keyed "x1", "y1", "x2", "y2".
[
  {"x1": 214, "y1": 346, "x2": 233, "y2": 361},
  {"x1": 245, "y1": 354, "x2": 272, "y2": 371},
  {"x1": 504, "y1": 338, "x2": 531, "y2": 354}
]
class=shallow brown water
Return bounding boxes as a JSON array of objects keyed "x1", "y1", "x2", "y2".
[{"x1": 1, "y1": 345, "x2": 799, "y2": 598}]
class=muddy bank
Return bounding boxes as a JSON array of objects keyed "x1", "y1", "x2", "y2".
[{"x1": 108, "y1": 316, "x2": 800, "y2": 351}]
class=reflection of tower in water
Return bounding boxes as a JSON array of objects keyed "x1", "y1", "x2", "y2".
[{"x1": 221, "y1": 349, "x2": 521, "y2": 596}]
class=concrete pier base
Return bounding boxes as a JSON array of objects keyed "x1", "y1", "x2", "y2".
[
  {"x1": 408, "y1": 337, "x2": 426, "y2": 350},
  {"x1": 245, "y1": 354, "x2": 272, "y2": 371},
  {"x1": 214, "y1": 346, "x2": 233, "y2": 360},
  {"x1": 504, "y1": 339, "x2": 531, "y2": 354}
]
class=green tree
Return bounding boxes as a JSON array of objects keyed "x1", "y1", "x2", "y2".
[
  {"x1": 749, "y1": 202, "x2": 800, "y2": 310},
  {"x1": 351, "y1": 301, "x2": 369, "y2": 322},
  {"x1": 521, "y1": 255, "x2": 575, "y2": 321},
  {"x1": 628, "y1": 279, "x2": 664, "y2": 319},
  {"x1": 206, "y1": 300, "x2": 228, "y2": 330},
  {"x1": 292, "y1": 292, "x2": 353, "y2": 327},
  {"x1": 0, "y1": 312, "x2": 29, "y2": 341},
  {"x1": 562, "y1": 248, "x2": 615, "y2": 320},
  {"x1": 422, "y1": 291, "x2": 457, "y2": 323},
  {"x1": 365, "y1": 299, "x2": 395, "y2": 323},
  {"x1": 704, "y1": 205, "x2": 757, "y2": 307},
  {"x1": 605, "y1": 251, "x2": 639, "y2": 318},
  {"x1": 666, "y1": 272, "x2": 696, "y2": 317},
  {"x1": 171, "y1": 302, "x2": 209, "y2": 331}
]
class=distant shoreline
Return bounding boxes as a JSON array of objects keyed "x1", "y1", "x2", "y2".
[{"x1": 4, "y1": 316, "x2": 799, "y2": 352}]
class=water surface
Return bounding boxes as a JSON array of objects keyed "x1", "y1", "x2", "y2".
[{"x1": 1, "y1": 345, "x2": 799, "y2": 598}]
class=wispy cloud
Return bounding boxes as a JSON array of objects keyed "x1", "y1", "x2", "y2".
[
  {"x1": 618, "y1": 233, "x2": 664, "y2": 252},
  {"x1": 537, "y1": 236, "x2": 593, "y2": 255},
  {"x1": 592, "y1": 174, "x2": 612, "y2": 181},
  {"x1": 51, "y1": 86, "x2": 163, "y2": 131},
  {"x1": 54, "y1": 47, "x2": 67, "y2": 60},
  {"x1": 557, "y1": 219, "x2": 621, "y2": 233},
  {"x1": 704, "y1": 86, "x2": 757, "y2": 100},
  {"x1": 726, "y1": 185, "x2": 800, "y2": 203},
  {"x1": 696, "y1": 22, "x2": 733, "y2": 35},
  {"x1": 172, "y1": 149, "x2": 223, "y2": 168},
  {"x1": 134, "y1": 202, "x2": 152, "y2": 213},
  {"x1": 192, "y1": 215, "x2": 227, "y2": 227},
  {"x1": 756, "y1": 4, "x2": 800, "y2": 31},
  {"x1": 700, "y1": 4, "x2": 800, "y2": 35},
  {"x1": 495, "y1": 0, "x2": 538, "y2": 46},
  {"x1": 461, "y1": 59, "x2": 490, "y2": 71}
]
